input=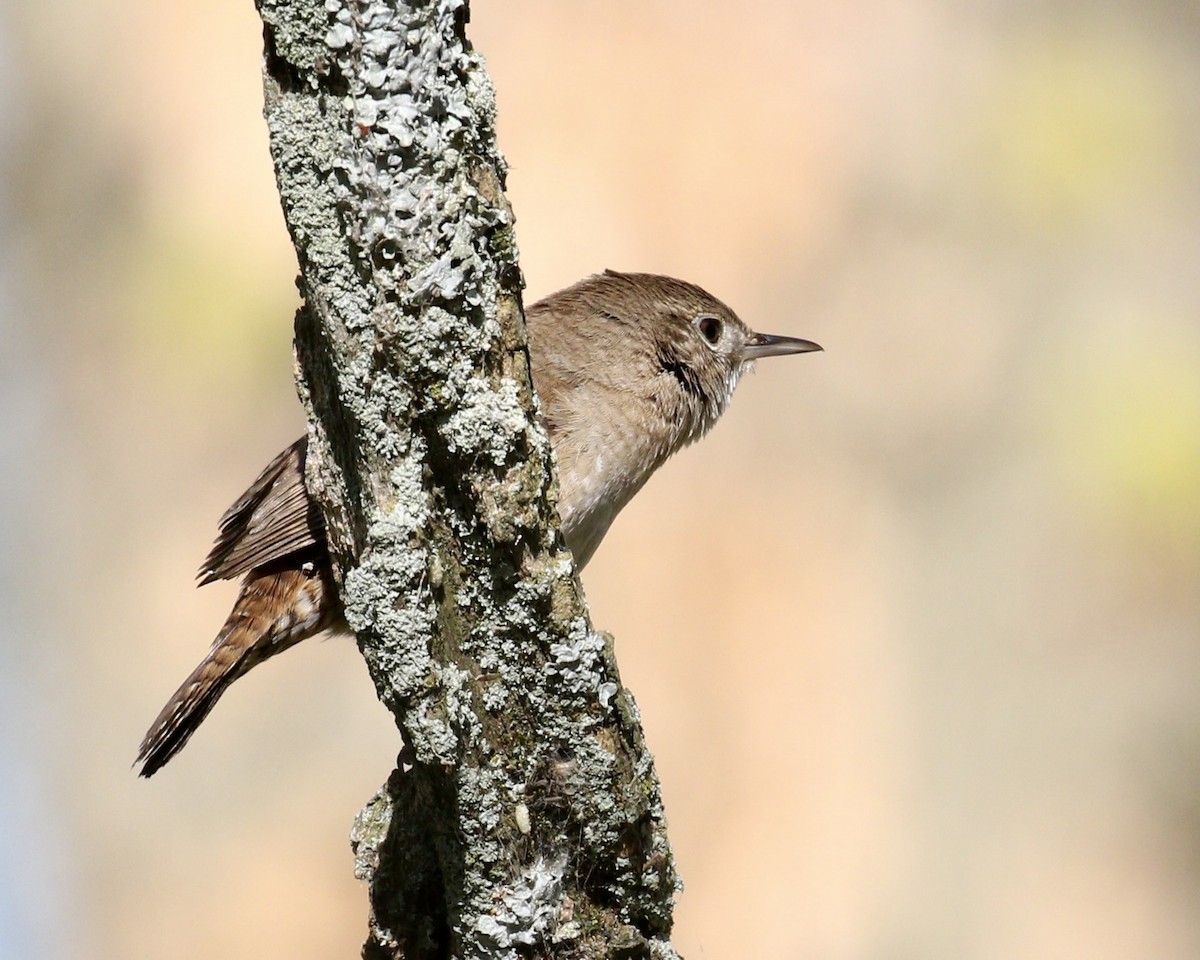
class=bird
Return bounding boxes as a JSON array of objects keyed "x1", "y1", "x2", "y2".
[{"x1": 136, "y1": 270, "x2": 821, "y2": 776}]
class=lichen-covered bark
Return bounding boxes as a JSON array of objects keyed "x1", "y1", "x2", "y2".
[{"x1": 252, "y1": 1, "x2": 681, "y2": 956}]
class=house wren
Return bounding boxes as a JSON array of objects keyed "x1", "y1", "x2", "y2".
[{"x1": 137, "y1": 270, "x2": 821, "y2": 776}]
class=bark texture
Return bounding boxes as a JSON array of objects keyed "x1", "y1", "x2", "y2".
[{"x1": 253, "y1": 1, "x2": 681, "y2": 956}]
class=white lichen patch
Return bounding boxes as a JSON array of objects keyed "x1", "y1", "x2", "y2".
[
  {"x1": 546, "y1": 627, "x2": 611, "y2": 701},
  {"x1": 409, "y1": 666, "x2": 467, "y2": 765},
  {"x1": 445, "y1": 377, "x2": 529, "y2": 466},
  {"x1": 480, "y1": 677, "x2": 509, "y2": 712},
  {"x1": 475, "y1": 856, "x2": 567, "y2": 954}
]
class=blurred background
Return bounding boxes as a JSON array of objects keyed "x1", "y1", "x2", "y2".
[{"x1": 3, "y1": 1, "x2": 1199, "y2": 957}]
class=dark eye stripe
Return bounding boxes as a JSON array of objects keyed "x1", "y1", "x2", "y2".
[{"x1": 656, "y1": 343, "x2": 710, "y2": 405}]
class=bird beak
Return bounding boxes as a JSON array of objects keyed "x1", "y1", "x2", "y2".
[{"x1": 741, "y1": 332, "x2": 823, "y2": 360}]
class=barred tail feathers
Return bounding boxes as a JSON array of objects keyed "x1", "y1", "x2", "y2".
[{"x1": 137, "y1": 564, "x2": 336, "y2": 777}]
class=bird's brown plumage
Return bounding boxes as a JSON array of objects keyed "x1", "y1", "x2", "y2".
[
  {"x1": 137, "y1": 271, "x2": 819, "y2": 775},
  {"x1": 137, "y1": 556, "x2": 338, "y2": 776},
  {"x1": 199, "y1": 438, "x2": 324, "y2": 584}
]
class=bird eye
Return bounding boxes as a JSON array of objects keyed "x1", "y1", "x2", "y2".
[{"x1": 696, "y1": 315, "x2": 722, "y2": 345}]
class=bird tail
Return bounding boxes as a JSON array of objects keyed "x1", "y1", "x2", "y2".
[{"x1": 136, "y1": 562, "x2": 338, "y2": 777}]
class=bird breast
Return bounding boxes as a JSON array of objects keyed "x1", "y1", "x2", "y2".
[{"x1": 552, "y1": 396, "x2": 676, "y2": 569}]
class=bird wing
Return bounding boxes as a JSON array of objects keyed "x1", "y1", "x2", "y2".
[{"x1": 198, "y1": 437, "x2": 326, "y2": 583}]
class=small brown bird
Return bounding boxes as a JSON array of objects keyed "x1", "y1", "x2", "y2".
[{"x1": 137, "y1": 270, "x2": 821, "y2": 776}]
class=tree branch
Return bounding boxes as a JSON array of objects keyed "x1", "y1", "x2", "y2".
[{"x1": 253, "y1": 1, "x2": 681, "y2": 956}]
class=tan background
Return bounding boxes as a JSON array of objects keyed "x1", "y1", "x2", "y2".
[{"x1": 3, "y1": 2, "x2": 1200, "y2": 958}]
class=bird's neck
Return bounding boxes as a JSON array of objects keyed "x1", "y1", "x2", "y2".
[{"x1": 553, "y1": 374, "x2": 735, "y2": 568}]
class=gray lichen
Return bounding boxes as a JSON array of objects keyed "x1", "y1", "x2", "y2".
[{"x1": 258, "y1": 1, "x2": 681, "y2": 957}]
